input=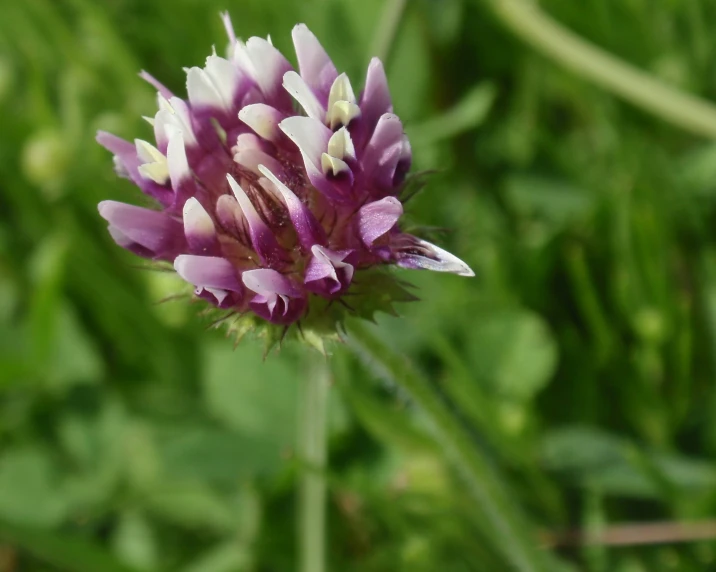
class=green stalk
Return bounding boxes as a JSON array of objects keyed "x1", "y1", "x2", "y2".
[
  {"x1": 485, "y1": 0, "x2": 716, "y2": 139},
  {"x1": 298, "y1": 358, "x2": 330, "y2": 572},
  {"x1": 370, "y1": 0, "x2": 408, "y2": 61},
  {"x1": 564, "y1": 243, "x2": 612, "y2": 364},
  {"x1": 347, "y1": 321, "x2": 554, "y2": 572}
]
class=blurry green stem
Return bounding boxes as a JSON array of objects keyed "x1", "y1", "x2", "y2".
[
  {"x1": 370, "y1": 0, "x2": 407, "y2": 61},
  {"x1": 485, "y1": 0, "x2": 716, "y2": 139},
  {"x1": 565, "y1": 243, "x2": 612, "y2": 363},
  {"x1": 407, "y1": 83, "x2": 497, "y2": 146},
  {"x1": 347, "y1": 321, "x2": 553, "y2": 572},
  {"x1": 298, "y1": 359, "x2": 330, "y2": 572}
]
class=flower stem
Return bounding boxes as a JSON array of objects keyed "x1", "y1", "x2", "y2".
[
  {"x1": 347, "y1": 321, "x2": 554, "y2": 572},
  {"x1": 298, "y1": 358, "x2": 330, "y2": 572},
  {"x1": 485, "y1": 0, "x2": 716, "y2": 139}
]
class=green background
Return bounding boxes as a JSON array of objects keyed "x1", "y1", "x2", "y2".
[{"x1": 2, "y1": 0, "x2": 716, "y2": 570}]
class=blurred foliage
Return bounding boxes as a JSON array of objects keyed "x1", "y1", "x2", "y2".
[{"x1": 2, "y1": 0, "x2": 716, "y2": 570}]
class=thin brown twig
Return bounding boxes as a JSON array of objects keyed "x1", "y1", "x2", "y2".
[{"x1": 541, "y1": 520, "x2": 716, "y2": 548}]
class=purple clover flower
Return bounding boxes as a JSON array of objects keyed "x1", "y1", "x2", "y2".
[{"x1": 98, "y1": 15, "x2": 473, "y2": 327}]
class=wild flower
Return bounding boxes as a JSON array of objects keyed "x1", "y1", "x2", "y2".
[{"x1": 98, "y1": 14, "x2": 472, "y2": 336}]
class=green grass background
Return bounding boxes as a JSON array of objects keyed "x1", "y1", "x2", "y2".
[{"x1": 2, "y1": 0, "x2": 716, "y2": 570}]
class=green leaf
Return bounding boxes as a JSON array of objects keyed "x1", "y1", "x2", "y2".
[
  {"x1": 203, "y1": 340, "x2": 298, "y2": 449},
  {"x1": 181, "y1": 542, "x2": 252, "y2": 572},
  {"x1": 541, "y1": 427, "x2": 625, "y2": 473},
  {"x1": 677, "y1": 143, "x2": 716, "y2": 197},
  {"x1": 422, "y1": 0, "x2": 465, "y2": 45},
  {"x1": 122, "y1": 421, "x2": 162, "y2": 492},
  {"x1": 504, "y1": 175, "x2": 596, "y2": 232},
  {"x1": 0, "y1": 521, "x2": 142, "y2": 572},
  {"x1": 468, "y1": 309, "x2": 558, "y2": 401},
  {"x1": 57, "y1": 401, "x2": 127, "y2": 511},
  {"x1": 59, "y1": 398, "x2": 127, "y2": 472},
  {"x1": 157, "y1": 424, "x2": 282, "y2": 483},
  {"x1": 541, "y1": 426, "x2": 716, "y2": 499},
  {"x1": 386, "y1": 5, "x2": 431, "y2": 122},
  {"x1": 347, "y1": 320, "x2": 557, "y2": 572},
  {"x1": 111, "y1": 511, "x2": 158, "y2": 572},
  {"x1": 0, "y1": 448, "x2": 69, "y2": 527},
  {"x1": 143, "y1": 481, "x2": 237, "y2": 533},
  {"x1": 339, "y1": 378, "x2": 439, "y2": 454},
  {"x1": 407, "y1": 83, "x2": 497, "y2": 145},
  {"x1": 147, "y1": 483, "x2": 261, "y2": 553},
  {"x1": 27, "y1": 232, "x2": 68, "y2": 362},
  {"x1": 46, "y1": 302, "x2": 104, "y2": 391}
]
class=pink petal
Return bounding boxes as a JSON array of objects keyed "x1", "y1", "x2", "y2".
[
  {"x1": 245, "y1": 37, "x2": 294, "y2": 107},
  {"x1": 98, "y1": 200, "x2": 185, "y2": 259},
  {"x1": 258, "y1": 165, "x2": 326, "y2": 250},
  {"x1": 391, "y1": 235, "x2": 474, "y2": 277},
  {"x1": 357, "y1": 197, "x2": 403, "y2": 246},
  {"x1": 238, "y1": 103, "x2": 286, "y2": 142},
  {"x1": 226, "y1": 175, "x2": 288, "y2": 266},
  {"x1": 292, "y1": 24, "x2": 338, "y2": 101},
  {"x1": 182, "y1": 198, "x2": 218, "y2": 253},
  {"x1": 359, "y1": 58, "x2": 393, "y2": 142},
  {"x1": 174, "y1": 255, "x2": 243, "y2": 291},
  {"x1": 139, "y1": 70, "x2": 173, "y2": 100},
  {"x1": 304, "y1": 246, "x2": 355, "y2": 296}
]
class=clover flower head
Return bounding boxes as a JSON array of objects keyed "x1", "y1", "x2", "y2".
[{"x1": 97, "y1": 14, "x2": 473, "y2": 335}]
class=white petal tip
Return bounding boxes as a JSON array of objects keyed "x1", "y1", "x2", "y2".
[{"x1": 397, "y1": 238, "x2": 475, "y2": 277}]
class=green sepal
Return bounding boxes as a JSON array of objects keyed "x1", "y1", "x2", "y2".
[
  {"x1": 344, "y1": 268, "x2": 419, "y2": 322},
  {"x1": 166, "y1": 265, "x2": 417, "y2": 355}
]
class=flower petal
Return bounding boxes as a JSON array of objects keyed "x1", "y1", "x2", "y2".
[
  {"x1": 97, "y1": 132, "x2": 138, "y2": 173},
  {"x1": 154, "y1": 96, "x2": 197, "y2": 149},
  {"x1": 242, "y1": 268, "x2": 302, "y2": 298},
  {"x1": 242, "y1": 268, "x2": 306, "y2": 324},
  {"x1": 357, "y1": 197, "x2": 403, "y2": 246},
  {"x1": 327, "y1": 73, "x2": 356, "y2": 109},
  {"x1": 391, "y1": 235, "x2": 474, "y2": 277},
  {"x1": 238, "y1": 103, "x2": 285, "y2": 142},
  {"x1": 327, "y1": 100, "x2": 361, "y2": 130},
  {"x1": 321, "y1": 153, "x2": 352, "y2": 178},
  {"x1": 220, "y1": 11, "x2": 237, "y2": 45},
  {"x1": 135, "y1": 139, "x2": 169, "y2": 185},
  {"x1": 186, "y1": 66, "x2": 226, "y2": 110},
  {"x1": 166, "y1": 131, "x2": 190, "y2": 187},
  {"x1": 174, "y1": 255, "x2": 242, "y2": 291},
  {"x1": 279, "y1": 116, "x2": 344, "y2": 199},
  {"x1": 326, "y1": 73, "x2": 360, "y2": 129},
  {"x1": 359, "y1": 58, "x2": 393, "y2": 139},
  {"x1": 245, "y1": 37, "x2": 293, "y2": 106},
  {"x1": 183, "y1": 197, "x2": 217, "y2": 253},
  {"x1": 97, "y1": 132, "x2": 174, "y2": 206},
  {"x1": 226, "y1": 174, "x2": 287, "y2": 266},
  {"x1": 361, "y1": 113, "x2": 408, "y2": 189},
  {"x1": 233, "y1": 148, "x2": 283, "y2": 176},
  {"x1": 282, "y1": 71, "x2": 325, "y2": 121},
  {"x1": 394, "y1": 134, "x2": 412, "y2": 186},
  {"x1": 258, "y1": 164, "x2": 326, "y2": 250},
  {"x1": 215, "y1": 194, "x2": 246, "y2": 242},
  {"x1": 292, "y1": 24, "x2": 338, "y2": 100},
  {"x1": 304, "y1": 245, "x2": 355, "y2": 296},
  {"x1": 98, "y1": 201, "x2": 185, "y2": 259},
  {"x1": 327, "y1": 127, "x2": 356, "y2": 161},
  {"x1": 279, "y1": 116, "x2": 330, "y2": 167},
  {"x1": 362, "y1": 113, "x2": 404, "y2": 175},
  {"x1": 139, "y1": 70, "x2": 173, "y2": 100},
  {"x1": 204, "y1": 55, "x2": 240, "y2": 107}
]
